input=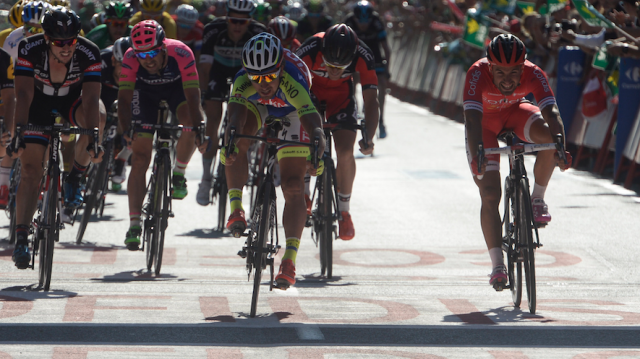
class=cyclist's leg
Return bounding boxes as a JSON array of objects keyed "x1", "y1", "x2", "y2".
[
  {"x1": 202, "y1": 67, "x2": 234, "y2": 182},
  {"x1": 376, "y1": 65, "x2": 388, "y2": 137},
  {"x1": 172, "y1": 96, "x2": 196, "y2": 200},
  {"x1": 224, "y1": 102, "x2": 260, "y2": 231},
  {"x1": 509, "y1": 102, "x2": 554, "y2": 222}
]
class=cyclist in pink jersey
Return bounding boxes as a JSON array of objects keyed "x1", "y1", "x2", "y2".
[
  {"x1": 463, "y1": 34, "x2": 571, "y2": 291},
  {"x1": 118, "y1": 20, "x2": 208, "y2": 250}
]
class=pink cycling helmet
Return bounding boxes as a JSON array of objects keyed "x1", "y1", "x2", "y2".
[{"x1": 131, "y1": 20, "x2": 165, "y2": 51}]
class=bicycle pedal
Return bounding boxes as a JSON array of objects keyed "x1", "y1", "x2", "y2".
[
  {"x1": 169, "y1": 212, "x2": 175, "y2": 218},
  {"x1": 237, "y1": 249, "x2": 247, "y2": 258}
]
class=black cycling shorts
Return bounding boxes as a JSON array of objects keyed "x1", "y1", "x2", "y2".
[
  {"x1": 24, "y1": 91, "x2": 83, "y2": 146},
  {"x1": 203, "y1": 62, "x2": 240, "y2": 101},
  {"x1": 310, "y1": 85, "x2": 359, "y2": 133},
  {"x1": 132, "y1": 82, "x2": 187, "y2": 137}
]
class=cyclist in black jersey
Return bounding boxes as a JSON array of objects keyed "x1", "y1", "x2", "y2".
[
  {"x1": 101, "y1": 37, "x2": 131, "y2": 192},
  {"x1": 344, "y1": 1, "x2": 391, "y2": 138},
  {"x1": 0, "y1": 48, "x2": 16, "y2": 210},
  {"x1": 295, "y1": 0, "x2": 333, "y2": 43},
  {"x1": 196, "y1": 0, "x2": 265, "y2": 206},
  {"x1": 11, "y1": 7, "x2": 105, "y2": 269}
]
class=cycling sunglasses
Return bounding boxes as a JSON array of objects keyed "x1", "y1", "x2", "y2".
[
  {"x1": 107, "y1": 19, "x2": 129, "y2": 28},
  {"x1": 322, "y1": 56, "x2": 351, "y2": 70},
  {"x1": 51, "y1": 38, "x2": 78, "y2": 47},
  {"x1": 248, "y1": 68, "x2": 281, "y2": 83},
  {"x1": 228, "y1": 17, "x2": 251, "y2": 25},
  {"x1": 136, "y1": 48, "x2": 161, "y2": 59},
  {"x1": 177, "y1": 22, "x2": 193, "y2": 29},
  {"x1": 24, "y1": 26, "x2": 43, "y2": 35}
]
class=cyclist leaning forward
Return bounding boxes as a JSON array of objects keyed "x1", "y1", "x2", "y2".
[
  {"x1": 196, "y1": 0, "x2": 266, "y2": 206},
  {"x1": 464, "y1": 34, "x2": 571, "y2": 290},
  {"x1": 11, "y1": 7, "x2": 105, "y2": 269},
  {"x1": 295, "y1": 24, "x2": 378, "y2": 240},
  {"x1": 118, "y1": 20, "x2": 207, "y2": 250},
  {"x1": 224, "y1": 33, "x2": 325, "y2": 288}
]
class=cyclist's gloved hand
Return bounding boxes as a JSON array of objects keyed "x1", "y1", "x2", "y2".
[
  {"x1": 1, "y1": 130, "x2": 11, "y2": 147},
  {"x1": 87, "y1": 142, "x2": 105, "y2": 163},
  {"x1": 7, "y1": 136, "x2": 25, "y2": 159},
  {"x1": 556, "y1": 150, "x2": 572, "y2": 171},
  {"x1": 220, "y1": 145, "x2": 239, "y2": 166},
  {"x1": 306, "y1": 154, "x2": 324, "y2": 176}
]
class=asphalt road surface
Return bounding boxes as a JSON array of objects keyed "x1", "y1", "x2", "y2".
[{"x1": 0, "y1": 95, "x2": 639, "y2": 358}]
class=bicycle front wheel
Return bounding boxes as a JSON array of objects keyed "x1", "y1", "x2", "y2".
[
  {"x1": 77, "y1": 162, "x2": 106, "y2": 244},
  {"x1": 518, "y1": 178, "x2": 536, "y2": 314},
  {"x1": 153, "y1": 156, "x2": 171, "y2": 276},
  {"x1": 39, "y1": 175, "x2": 58, "y2": 291},
  {"x1": 318, "y1": 165, "x2": 334, "y2": 278},
  {"x1": 8, "y1": 159, "x2": 21, "y2": 245},
  {"x1": 504, "y1": 177, "x2": 522, "y2": 307},
  {"x1": 216, "y1": 165, "x2": 228, "y2": 232},
  {"x1": 250, "y1": 184, "x2": 273, "y2": 318}
]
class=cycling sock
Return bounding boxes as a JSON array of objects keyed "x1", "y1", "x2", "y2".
[
  {"x1": 489, "y1": 247, "x2": 504, "y2": 268},
  {"x1": 304, "y1": 174, "x2": 310, "y2": 197},
  {"x1": 229, "y1": 188, "x2": 243, "y2": 212},
  {"x1": 173, "y1": 160, "x2": 188, "y2": 176},
  {"x1": 129, "y1": 212, "x2": 141, "y2": 228},
  {"x1": 202, "y1": 158, "x2": 213, "y2": 181},
  {"x1": 338, "y1": 193, "x2": 351, "y2": 212},
  {"x1": 0, "y1": 165, "x2": 11, "y2": 187},
  {"x1": 68, "y1": 162, "x2": 88, "y2": 184},
  {"x1": 15, "y1": 224, "x2": 29, "y2": 246},
  {"x1": 116, "y1": 147, "x2": 132, "y2": 161},
  {"x1": 282, "y1": 237, "x2": 300, "y2": 264},
  {"x1": 531, "y1": 183, "x2": 547, "y2": 200}
]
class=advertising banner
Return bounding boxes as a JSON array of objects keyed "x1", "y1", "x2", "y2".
[
  {"x1": 615, "y1": 58, "x2": 640, "y2": 172},
  {"x1": 556, "y1": 47, "x2": 586, "y2": 134}
]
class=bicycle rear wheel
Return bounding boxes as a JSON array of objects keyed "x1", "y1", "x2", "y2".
[
  {"x1": 8, "y1": 159, "x2": 21, "y2": 245},
  {"x1": 503, "y1": 177, "x2": 522, "y2": 307},
  {"x1": 518, "y1": 179, "x2": 536, "y2": 314},
  {"x1": 250, "y1": 184, "x2": 273, "y2": 318},
  {"x1": 145, "y1": 169, "x2": 158, "y2": 271},
  {"x1": 318, "y1": 163, "x2": 334, "y2": 278},
  {"x1": 39, "y1": 174, "x2": 58, "y2": 291},
  {"x1": 154, "y1": 156, "x2": 170, "y2": 276},
  {"x1": 76, "y1": 160, "x2": 107, "y2": 243}
]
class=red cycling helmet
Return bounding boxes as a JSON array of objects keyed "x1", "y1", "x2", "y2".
[
  {"x1": 486, "y1": 34, "x2": 526, "y2": 67},
  {"x1": 268, "y1": 16, "x2": 296, "y2": 43},
  {"x1": 131, "y1": 20, "x2": 166, "y2": 51}
]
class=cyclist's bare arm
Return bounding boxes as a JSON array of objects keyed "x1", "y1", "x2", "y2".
[
  {"x1": 464, "y1": 109, "x2": 486, "y2": 175},
  {"x1": 362, "y1": 88, "x2": 379, "y2": 143},
  {"x1": 197, "y1": 63, "x2": 210, "y2": 93},
  {"x1": 81, "y1": 81, "x2": 102, "y2": 140},
  {"x1": 539, "y1": 104, "x2": 566, "y2": 145},
  {"x1": 117, "y1": 88, "x2": 134, "y2": 142},
  {"x1": 223, "y1": 101, "x2": 248, "y2": 166},
  {"x1": 381, "y1": 38, "x2": 391, "y2": 67},
  {"x1": 1, "y1": 87, "x2": 15, "y2": 141},
  {"x1": 299, "y1": 111, "x2": 326, "y2": 156},
  {"x1": 13, "y1": 76, "x2": 33, "y2": 128},
  {"x1": 183, "y1": 87, "x2": 204, "y2": 127}
]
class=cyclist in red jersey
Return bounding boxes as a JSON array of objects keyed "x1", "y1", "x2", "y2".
[
  {"x1": 268, "y1": 16, "x2": 300, "y2": 52},
  {"x1": 464, "y1": 34, "x2": 571, "y2": 290},
  {"x1": 295, "y1": 24, "x2": 378, "y2": 241},
  {"x1": 172, "y1": 4, "x2": 203, "y2": 64}
]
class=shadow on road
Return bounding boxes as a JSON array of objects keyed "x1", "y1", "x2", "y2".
[
  {"x1": 1, "y1": 284, "x2": 77, "y2": 298},
  {"x1": 93, "y1": 270, "x2": 182, "y2": 282},
  {"x1": 177, "y1": 228, "x2": 232, "y2": 239},
  {"x1": 297, "y1": 274, "x2": 355, "y2": 288},
  {"x1": 442, "y1": 305, "x2": 546, "y2": 325}
]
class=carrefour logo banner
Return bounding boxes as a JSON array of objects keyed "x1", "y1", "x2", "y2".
[
  {"x1": 615, "y1": 58, "x2": 640, "y2": 172},
  {"x1": 556, "y1": 47, "x2": 585, "y2": 134}
]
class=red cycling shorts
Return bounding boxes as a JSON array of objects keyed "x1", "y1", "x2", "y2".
[{"x1": 466, "y1": 101, "x2": 543, "y2": 173}]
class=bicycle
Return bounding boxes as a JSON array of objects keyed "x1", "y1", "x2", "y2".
[
  {"x1": 12, "y1": 120, "x2": 98, "y2": 291},
  {"x1": 0, "y1": 118, "x2": 21, "y2": 245},
  {"x1": 134, "y1": 101, "x2": 204, "y2": 275},
  {"x1": 75, "y1": 111, "x2": 118, "y2": 244},
  {"x1": 308, "y1": 111, "x2": 369, "y2": 279},
  {"x1": 229, "y1": 118, "x2": 319, "y2": 318},
  {"x1": 479, "y1": 132, "x2": 566, "y2": 314}
]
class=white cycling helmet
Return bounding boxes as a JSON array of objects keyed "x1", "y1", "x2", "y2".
[
  {"x1": 175, "y1": 4, "x2": 198, "y2": 25},
  {"x1": 242, "y1": 32, "x2": 283, "y2": 74},
  {"x1": 227, "y1": 0, "x2": 255, "y2": 15},
  {"x1": 286, "y1": 2, "x2": 305, "y2": 21}
]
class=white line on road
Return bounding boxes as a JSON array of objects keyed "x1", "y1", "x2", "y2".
[
  {"x1": 586, "y1": 247, "x2": 616, "y2": 272},
  {"x1": 295, "y1": 325, "x2": 325, "y2": 340}
]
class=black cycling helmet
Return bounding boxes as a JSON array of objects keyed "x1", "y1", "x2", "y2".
[
  {"x1": 105, "y1": 1, "x2": 133, "y2": 20},
  {"x1": 42, "y1": 6, "x2": 81, "y2": 39},
  {"x1": 112, "y1": 36, "x2": 132, "y2": 62},
  {"x1": 486, "y1": 34, "x2": 526, "y2": 67},
  {"x1": 322, "y1": 24, "x2": 359, "y2": 66},
  {"x1": 353, "y1": 0, "x2": 374, "y2": 23}
]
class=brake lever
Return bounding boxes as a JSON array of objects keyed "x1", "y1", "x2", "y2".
[
  {"x1": 93, "y1": 127, "x2": 100, "y2": 158},
  {"x1": 555, "y1": 134, "x2": 567, "y2": 163},
  {"x1": 360, "y1": 119, "x2": 369, "y2": 149},
  {"x1": 477, "y1": 143, "x2": 485, "y2": 175},
  {"x1": 226, "y1": 127, "x2": 237, "y2": 157},
  {"x1": 313, "y1": 136, "x2": 319, "y2": 169}
]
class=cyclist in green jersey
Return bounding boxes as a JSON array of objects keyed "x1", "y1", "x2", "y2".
[{"x1": 86, "y1": 1, "x2": 134, "y2": 49}]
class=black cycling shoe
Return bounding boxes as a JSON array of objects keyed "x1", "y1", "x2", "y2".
[{"x1": 12, "y1": 244, "x2": 31, "y2": 270}]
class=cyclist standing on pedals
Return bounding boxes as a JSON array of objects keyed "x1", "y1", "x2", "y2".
[
  {"x1": 268, "y1": 16, "x2": 300, "y2": 52},
  {"x1": 101, "y1": 37, "x2": 131, "y2": 192},
  {"x1": 344, "y1": 0, "x2": 391, "y2": 138},
  {"x1": 172, "y1": 4, "x2": 203, "y2": 63},
  {"x1": 86, "y1": 1, "x2": 134, "y2": 50},
  {"x1": 129, "y1": 0, "x2": 177, "y2": 39},
  {"x1": 118, "y1": 20, "x2": 208, "y2": 250},
  {"x1": 295, "y1": 24, "x2": 378, "y2": 241},
  {"x1": 464, "y1": 34, "x2": 572, "y2": 290},
  {"x1": 10, "y1": 7, "x2": 105, "y2": 269},
  {"x1": 224, "y1": 33, "x2": 325, "y2": 288},
  {"x1": 196, "y1": 0, "x2": 266, "y2": 206},
  {"x1": 295, "y1": 0, "x2": 332, "y2": 43}
]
